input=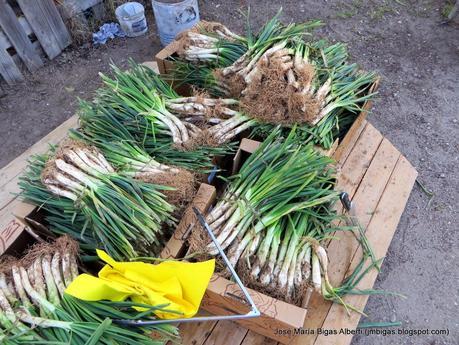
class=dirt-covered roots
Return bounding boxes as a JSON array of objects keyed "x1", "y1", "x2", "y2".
[
  {"x1": 240, "y1": 57, "x2": 323, "y2": 125},
  {"x1": 138, "y1": 168, "x2": 197, "y2": 208},
  {"x1": 236, "y1": 259, "x2": 312, "y2": 306},
  {"x1": 213, "y1": 69, "x2": 245, "y2": 98},
  {"x1": 17, "y1": 235, "x2": 79, "y2": 269}
]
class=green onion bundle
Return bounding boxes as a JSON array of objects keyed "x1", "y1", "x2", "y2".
[
  {"x1": 172, "y1": 11, "x2": 321, "y2": 95},
  {"x1": 174, "y1": 20, "x2": 247, "y2": 66},
  {"x1": 0, "y1": 237, "x2": 178, "y2": 344},
  {"x1": 93, "y1": 63, "x2": 236, "y2": 158},
  {"x1": 19, "y1": 139, "x2": 174, "y2": 260},
  {"x1": 190, "y1": 128, "x2": 382, "y2": 311},
  {"x1": 189, "y1": 128, "x2": 339, "y2": 303}
]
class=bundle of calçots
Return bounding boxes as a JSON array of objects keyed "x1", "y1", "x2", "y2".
[
  {"x1": 189, "y1": 128, "x2": 381, "y2": 312},
  {"x1": 19, "y1": 139, "x2": 175, "y2": 260},
  {"x1": 170, "y1": 12, "x2": 377, "y2": 149},
  {"x1": 0, "y1": 237, "x2": 178, "y2": 344},
  {"x1": 93, "y1": 62, "x2": 236, "y2": 155}
]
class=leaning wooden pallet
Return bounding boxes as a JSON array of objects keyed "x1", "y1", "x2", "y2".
[{"x1": 0, "y1": 0, "x2": 71, "y2": 83}]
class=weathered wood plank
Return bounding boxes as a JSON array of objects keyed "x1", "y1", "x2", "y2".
[
  {"x1": 293, "y1": 139, "x2": 401, "y2": 344},
  {"x1": 202, "y1": 321, "x2": 248, "y2": 345},
  {"x1": 17, "y1": 0, "x2": 71, "y2": 59},
  {"x1": 0, "y1": 45, "x2": 23, "y2": 83},
  {"x1": 0, "y1": 16, "x2": 34, "y2": 50},
  {"x1": 0, "y1": 0, "x2": 43, "y2": 71},
  {"x1": 314, "y1": 156, "x2": 417, "y2": 345},
  {"x1": 178, "y1": 311, "x2": 218, "y2": 345},
  {"x1": 240, "y1": 331, "x2": 278, "y2": 345},
  {"x1": 61, "y1": 0, "x2": 102, "y2": 17},
  {"x1": 291, "y1": 123, "x2": 384, "y2": 345}
]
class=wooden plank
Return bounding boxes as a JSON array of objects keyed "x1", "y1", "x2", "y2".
[
  {"x1": 61, "y1": 0, "x2": 102, "y2": 17},
  {"x1": 314, "y1": 156, "x2": 417, "y2": 345},
  {"x1": 336, "y1": 123, "x2": 383, "y2": 191},
  {"x1": 202, "y1": 321, "x2": 248, "y2": 345},
  {"x1": 240, "y1": 331, "x2": 278, "y2": 345},
  {"x1": 179, "y1": 311, "x2": 218, "y2": 345},
  {"x1": 291, "y1": 123, "x2": 384, "y2": 345},
  {"x1": 17, "y1": 0, "x2": 71, "y2": 59},
  {"x1": 0, "y1": 16, "x2": 34, "y2": 50},
  {"x1": 329, "y1": 139, "x2": 400, "y2": 286},
  {"x1": 0, "y1": 115, "x2": 78, "y2": 212},
  {"x1": 0, "y1": 0, "x2": 43, "y2": 71},
  {"x1": 0, "y1": 45, "x2": 23, "y2": 83},
  {"x1": 295, "y1": 139, "x2": 400, "y2": 344}
]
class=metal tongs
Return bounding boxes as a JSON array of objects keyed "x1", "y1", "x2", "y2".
[{"x1": 115, "y1": 207, "x2": 260, "y2": 326}]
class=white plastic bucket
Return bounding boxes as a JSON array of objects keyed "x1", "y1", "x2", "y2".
[
  {"x1": 152, "y1": 0, "x2": 200, "y2": 46},
  {"x1": 115, "y1": 2, "x2": 148, "y2": 37}
]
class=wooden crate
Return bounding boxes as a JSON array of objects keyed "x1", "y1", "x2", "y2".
[
  {"x1": 0, "y1": 0, "x2": 71, "y2": 84},
  {"x1": 163, "y1": 120, "x2": 417, "y2": 345}
]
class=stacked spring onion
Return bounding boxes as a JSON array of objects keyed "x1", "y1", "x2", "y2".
[
  {"x1": 172, "y1": 11, "x2": 321, "y2": 95},
  {"x1": 93, "y1": 63, "x2": 238, "y2": 157},
  {"x1": 0, "y1": 237, "x2": 178, "y2": 344},
  {"x1": 19, "y1": 139, "x2": 174, "y2": 260},
  {"x1": 189, "y1": 128, "x2": 338, "y2": 303},
  {"x1": 190, "y1": 128, "x2": 381, "y2": 310},
  {"x1": 172, "y1": 15, "x2": 377, "y2": 149},
  {"x1": 174, "y1": 20, "x2": 247, "y2": 66}
]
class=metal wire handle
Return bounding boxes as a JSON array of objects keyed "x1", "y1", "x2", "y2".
[{"x1": 114, "y1": 207, "x2": 260, "y2": 326}]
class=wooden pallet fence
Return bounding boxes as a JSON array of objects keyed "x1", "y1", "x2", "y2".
[{"x1": 0, "y1": 0, "x2": 70, "y2": 84}]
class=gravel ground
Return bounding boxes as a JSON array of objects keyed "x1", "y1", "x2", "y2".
[{"x1": 0, "y1": 1, "x2": 457, "y2": 344}]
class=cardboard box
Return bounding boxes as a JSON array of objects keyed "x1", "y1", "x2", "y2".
[
  {"x1": 0, "y1": 201, "x2": 39, "y2": 256},
  {"x1": 154, "y1": 40, "x2": 192, "y2": 96}
]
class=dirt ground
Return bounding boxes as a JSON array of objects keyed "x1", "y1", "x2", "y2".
[{"x1": 0, "y1": 0, "x2": 458, "y2": 344}]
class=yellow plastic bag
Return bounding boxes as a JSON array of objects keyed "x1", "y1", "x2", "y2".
[{"x1": 65, "y1": 250, "x2": 215, "y2": 319}]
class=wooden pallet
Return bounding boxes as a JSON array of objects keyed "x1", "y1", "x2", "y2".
[
  {"x1": 0, "y1": 0, "x2": 71, "y2": 84},
  {"x1": 0, "y1": 65, "x2": 417, "y2": 344},
  {"x1": 169, "y1": 121, "x2": 417, "y2": 345}
]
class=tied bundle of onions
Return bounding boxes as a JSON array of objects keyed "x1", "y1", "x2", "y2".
[
  {"x1": 237, "y1": 41, "x2": 378, "y2": 127},
  {"x1": 175, "y1": 20, "x2": 247, "y2": 66},
  {"x1": 190, "y1": 128, "x2": 384, "y2": 311},
  {"x1": 172, "y1": 10, "x2": 321, "y2": 96},
  {"x1": 19, "y1": 139, "x2": 174, "y2": 260},
  {"x1": 164, "y1": 95, "x2": 255, "y2": 146},
  {"x1": 96, "y1": 63, "x2": 240, "y2": 152},
  {"x1": 189, "y1": 128, "x2": 339, "y2": 302},
  {"x1": 0, "y1": 237, "x2": 178, "y2": 344},
  {"x1": 212, "y1": 40, "x2": 377, "y2": 149}
]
